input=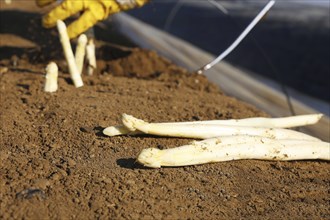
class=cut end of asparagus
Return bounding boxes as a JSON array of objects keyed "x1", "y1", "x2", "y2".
[
  {"x1": 103, "y1": 125, "x2": 143, "y2": 136},
  {"x1": 316, "y1": 114, "x2": 323, "y2": 121},
  {"x1": 44, "y1": 62, "x2": 58, "y2": 93},
  {"x1": 122, "y1": 113, "x2": 146, "y2": 132},
  {"x1": 288, "y1": 114, "x2": 323, "y2": 127},
  {"x1": 103, "y1": 125, "x2": 131, "y2": 136},
  {"x1": 137, "y1": 148, "x2": 162, "y2": 168}
]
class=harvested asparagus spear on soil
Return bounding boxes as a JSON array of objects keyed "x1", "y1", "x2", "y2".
[
  {"x1": 121, "y1": 114, "x2": 320, "y2": 141},
  {"x1": 75, "y1": 34, "x2": 88, "y2": 75},
  {"x1": 86, "y1": 39, "x2": 96, "y2": 76},
  {"x1": 137, "y1": 135, "x2": 330, "y2": 168},
  {"x1": 104, "y1": 114, "x2": 323, "y2": 136},
  {"x1": 57, "y1": 20, "x2": 83, "y2": 88},
  {"x1": 44, "y1": 62, "x2": 58, "y2": 93}
]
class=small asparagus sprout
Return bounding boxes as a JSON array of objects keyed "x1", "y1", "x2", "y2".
[
  {"x1": 75, "y1": 34, "x2": 88, "y2": 75},
  {"x1": 103, "y1": 114, "x2": 323, "y2": 137},
  {"x1": 57, "y1": 20, "x2": 83, "y2": 88},
  {"x1": 121, "y1": 114, "x2": 320, "y2": 141},
  {"x1": 44, "y1": 62, "x2": 58, "y2": 93},
  {"x1": 86, "y1": 39, "x2": 96, "y2": 76},
  {"x1": 137, "y1": 135, "x2": 330, "y2": 168}
]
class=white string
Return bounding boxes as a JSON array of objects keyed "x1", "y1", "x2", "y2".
[
  {"x1": 164, "y1": 0, "x2": 228, "y2": 32},
  {"x1": 163, "y1": 0, "x2": 184, "y2": 31},
  {"x1": 207, "y1": 0, "x2": 228, "y2": 15},
  {"x1": 198, "y1": 0, "x2": 276, "y2": 73}
]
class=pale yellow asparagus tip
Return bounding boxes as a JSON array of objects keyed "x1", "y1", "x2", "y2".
[
  {"x1": 86, "y1": 39, "x2": 96, "y2": 76},
  {"x1": 56, "y1": 20, "x2": 83, "y2": 88},
  {"x1": 44, "y1": 62, "x2": 58, "y2": 93},
  {"x1": 137, "y1": 148, "x2": 163, "y2": 168},
  {"x1": 75, "y1": 34, "x2": 88, "y2": 75}
]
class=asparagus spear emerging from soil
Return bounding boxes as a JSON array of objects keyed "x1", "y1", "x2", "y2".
[
  {"x1": 121, "y1": 114, "x2": 320, "y2": 141},
  {"x1": 86, "y1": 39, "x2": 96, "y2": 76},
  {"x1": 44, "y1": 62, "x2": 58, "y2": 93},
  {"x1": 57, "y1": 20, "x2": 83, "y2": 88},
  {"x1": 75, "y1": 34, "x2": 88, "y2": 75},
  {"x1": 137, "y1": 136, "x2": 330, "y2": 168},
  {"x1": 103, "y1": 114, "x2": 323, "y2": 137}
]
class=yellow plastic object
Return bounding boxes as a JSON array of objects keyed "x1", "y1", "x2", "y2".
[{"x1": 36, "y1": 0, "x2": 149, "y2": 39}]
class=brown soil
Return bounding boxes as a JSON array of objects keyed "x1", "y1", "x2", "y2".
[{"x1": 1, "y1": 3, "x2": 329, "y2": 220}]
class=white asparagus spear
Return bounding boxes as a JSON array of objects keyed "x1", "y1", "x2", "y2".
[
  {"x1": 121, "y1": 114, "x2": 320, "y2": 141},
  {"x1": 57, "y1": 20, "x2": 83, "y2": 88},
  {"x1": 189, "y1": 135, "x2": 316, "y2": 147},
  {"x1": 104, "y1": 114, "x2": 323, "y2": 136},
  {"x1": 137, "y1": 136, "x2": 330, "y2": 168},
  {"x1": 75, "y1": 34, "x2": 88, "y2": 75},
  {"x1": 44, "y1": 62, "x2": 58, "y2": 93},
  {"x1": 86, "y1": 39, "x2": 96, "y2": 76}
]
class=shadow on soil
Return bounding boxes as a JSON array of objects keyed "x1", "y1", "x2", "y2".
[{"x1": 116, "y1": 158, "x2": 146, "y2": 169}]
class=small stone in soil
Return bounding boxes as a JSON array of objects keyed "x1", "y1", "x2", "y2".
[{"x1": 16, "y1": 188, "x2": 46, "y2": 200}]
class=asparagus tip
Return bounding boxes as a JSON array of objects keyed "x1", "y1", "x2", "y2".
[
  {"x1": 137, "y1": 148, "x2": 162, "y2": 168},
  {"x1": 78, "y1": 34, "x2": 88, "y2": 44},
  {"x1": 122, "y1": 113, "x2": 146, "y2": 132},
  {"x1": 44, "y1": 62, "x2": 58, "y2": 93},
  {"x1": 56, "y1": 20, "x2": 66, "y2": 31}
]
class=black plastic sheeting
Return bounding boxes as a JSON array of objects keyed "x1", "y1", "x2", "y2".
[{"x1": 127, "y1": 1, "x2": 330, "y2": 102}]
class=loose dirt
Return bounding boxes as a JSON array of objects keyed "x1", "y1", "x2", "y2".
[{"x1": 0, "y1": 2, "x2": 329, "y2": 219}]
